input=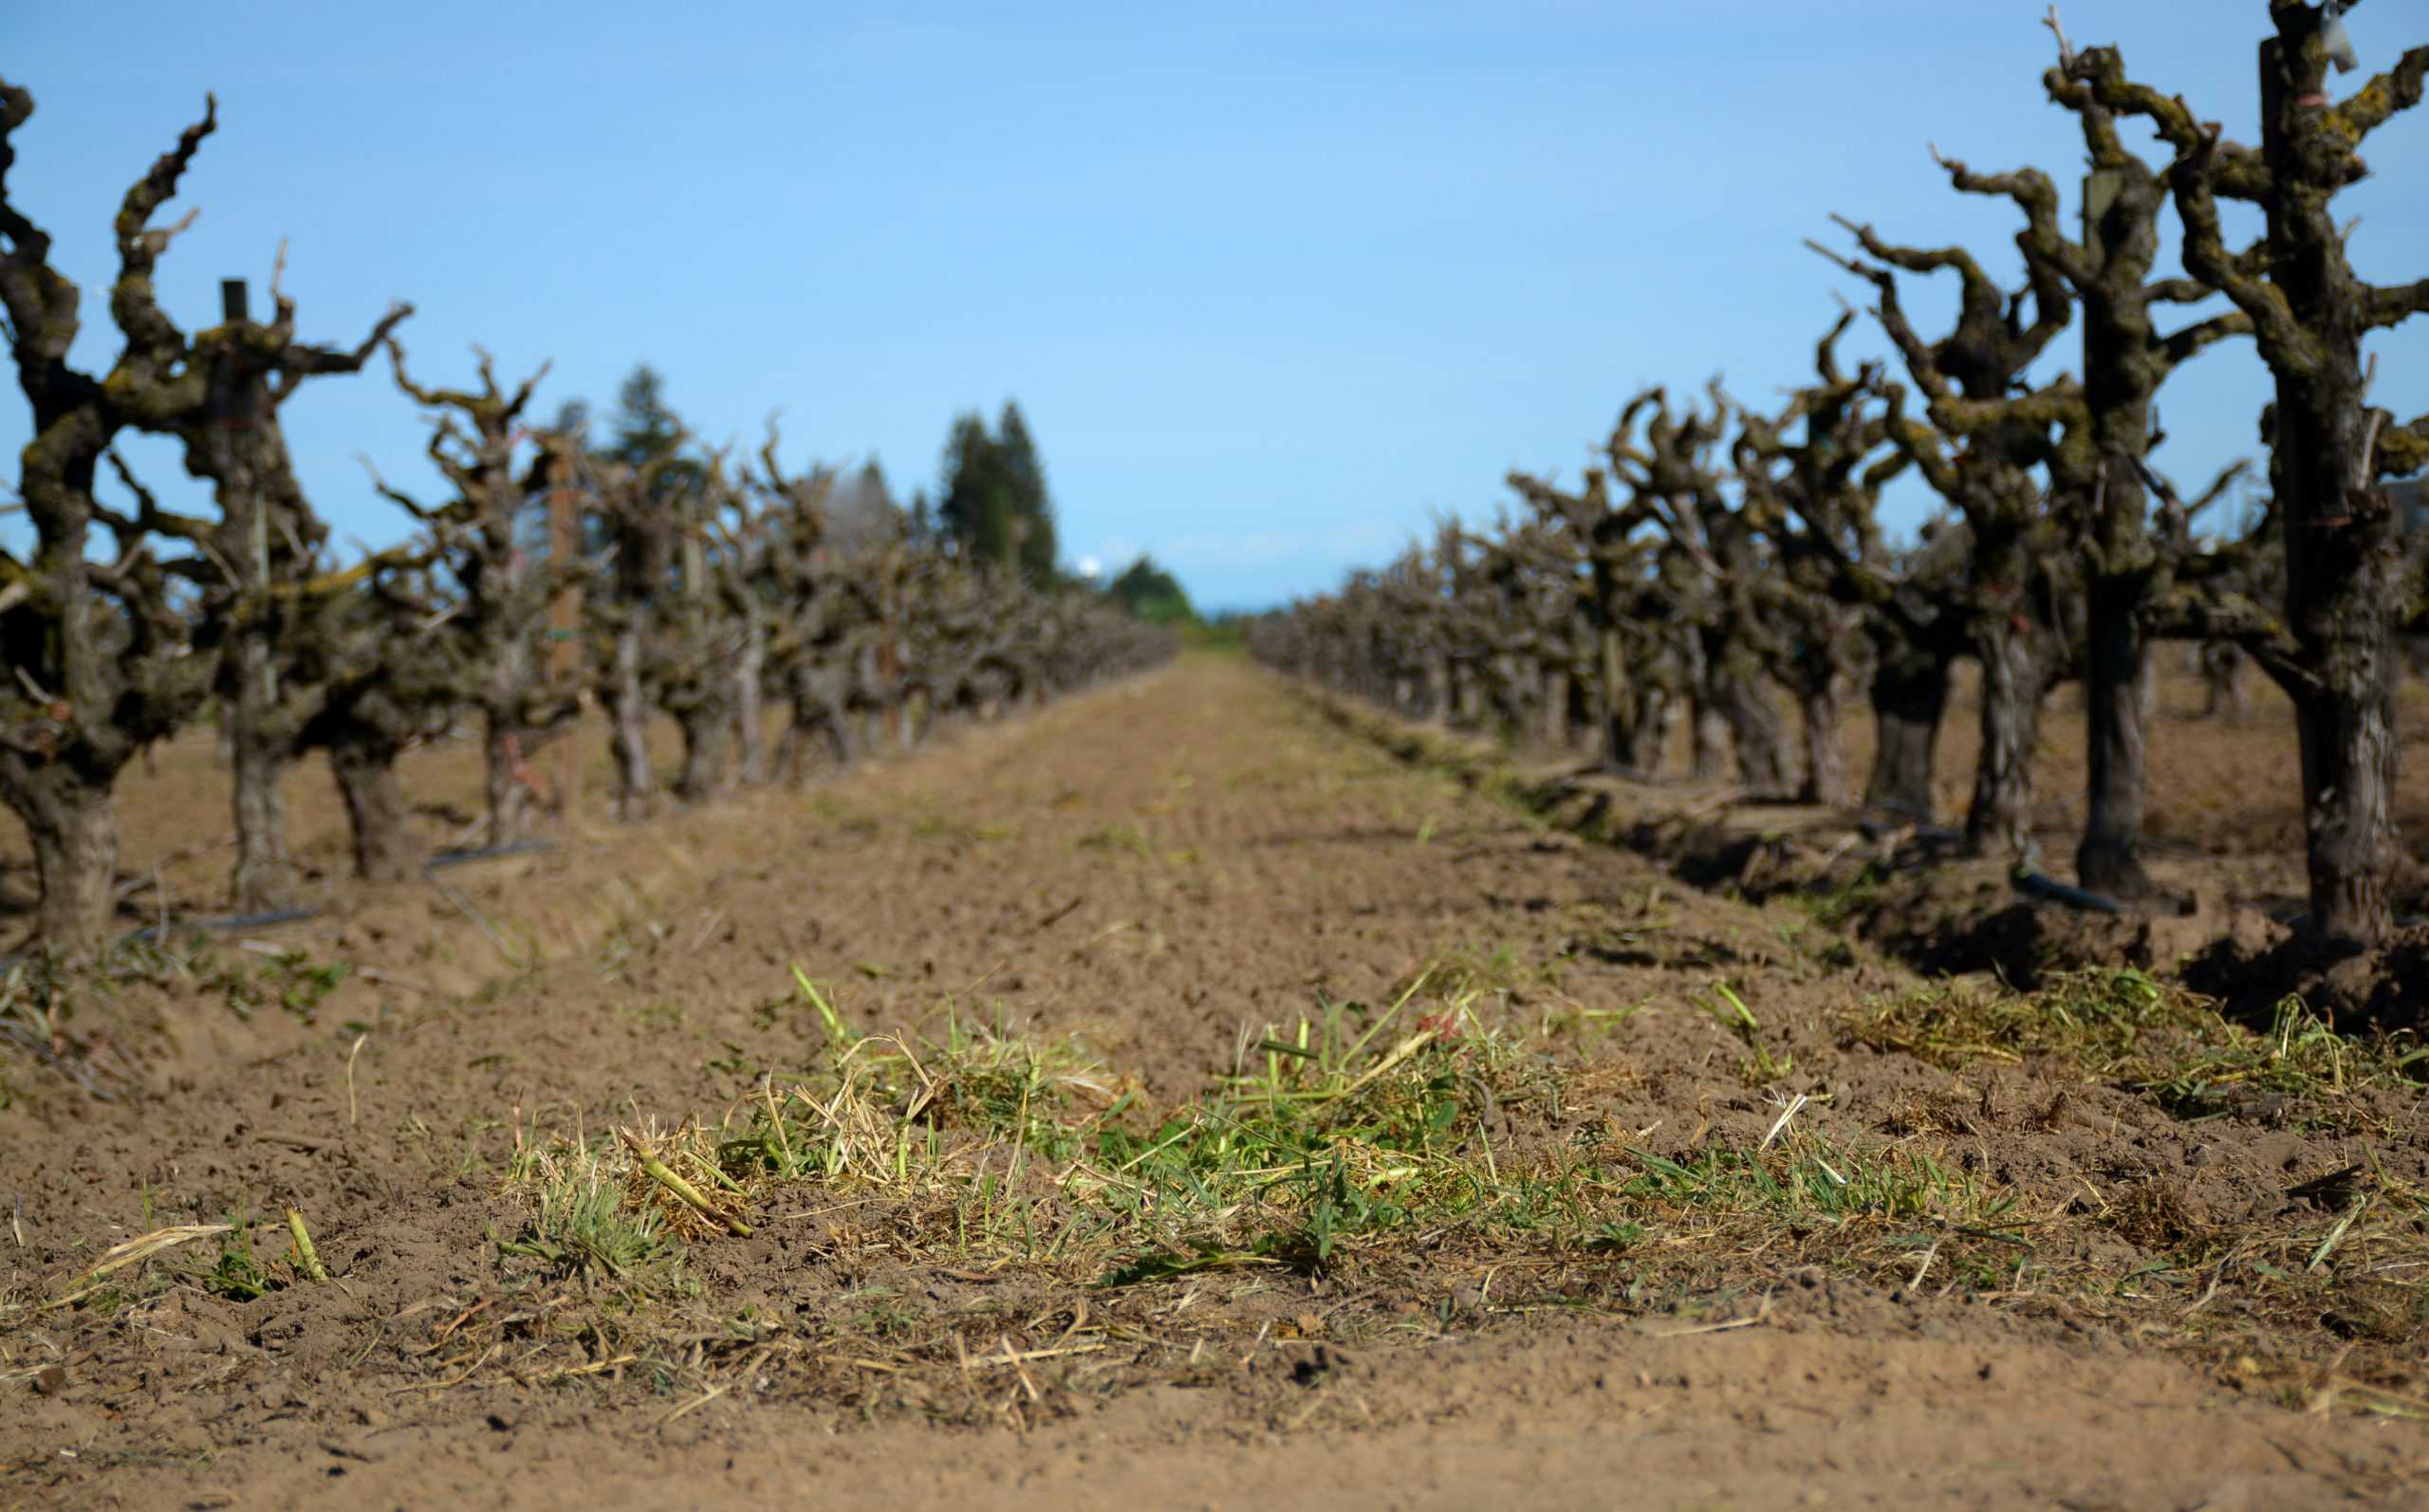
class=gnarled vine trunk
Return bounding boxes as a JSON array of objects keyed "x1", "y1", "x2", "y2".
[
  {"x1": 2274, "y1": 381, "x2": 2401, "y2": 940},
  {"x1": 227, "y1": 697, "x2": 296, "y2": 914},
  {"x1": 328, "y1": 731, "x2": 417, "y2": 883},
  {"x1": 1594, "y1": 624, "x2": 1638, "y2": 771},
  {"x1": 1538, "y1": 663, "x2": 1570, "y2": 747},
  {"x1": 483, "y1": 714, "x2": 535, "y2": 846},
  {"x1": 605, "y1": 621, "x2": 657, "y2": 821},
  {"x1": 2076, "y1": 580, "x2": 2152, "y2": 894},
  {"x1": 1797, "y1": 673, "x2": 1846, "y2": 807},
  {"x1": 2199, "y1": 642, "x2": 2248, "y2": 720},
  {"x1": 673, "y1": 698, "x2": 732, "y2": 804},
  {"x1": 733, "y1": 618, "x2": 769, "y2": 786},
  {"x1": 1709, "y1": 655, "x2": 1789, "y2": 793},
  {"x1": 11, "y1": 771, "x2": 122, "y2": 960},
  {"x1": 1863, "y1": 646, "x2": 1952, "y2": 821},
  {"x1": 1964, "y1": 621, "x2": 2061, "y2": 860}
]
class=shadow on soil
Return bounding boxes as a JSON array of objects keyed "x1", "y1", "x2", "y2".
[{"x1": 1299, "y1": 688, "x2": 2427, "y2": 1036}]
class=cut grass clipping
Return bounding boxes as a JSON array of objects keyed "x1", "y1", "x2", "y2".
[
  {"x1": 333, "y1": 960, "x2": 2429, "y2": 1416},
  {"x1": 40, "y1": 1196, "x2": 343, "y2": 1310},
  {"x1": 494, "y1": 964, "x2": 2030, "y2": 1301},
  {"x1": 1845, "y1": 967, "x2": 2427, "y2": 1129}
]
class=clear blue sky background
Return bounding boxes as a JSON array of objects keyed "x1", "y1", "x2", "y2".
[{"x1": 8, "y1": 1, "x2": 2425, "y2": 612}]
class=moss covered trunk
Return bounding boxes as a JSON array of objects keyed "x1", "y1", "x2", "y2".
[
  {"x1": 1863, "y1": 644, "x2": 1951, "y2": 821},
  {"x1": 1709, "y1": 648, "x2": 1789, "y2": 793},
  {"x1": 8, "y1": 767, "x2": 122, "y2": 961},
  {"x1": 2077, "y1": 571, "x2": 2154, "y2": 895},
  {"x1": 733, "y1": 617, "x2": 768, "y2": 787},
  {"x1": 673, "y1": 699, "x2": 732, "y2": 804},
  {"x1": 2199, "y1": 642, "x2": 2249, "y2": 720},
  {"x1": 483, "y1": 712, "x2": 534, "y2": 848},
  {"x1": 604, "y1": 620, "x2": 657, "y2": 822},
  {"x1": 328, "y1": 731, "x2": 417, "y2": 883},
  {"x1": 1797, "y1": 673, "x2": 1846, "y2": 807},
  {"x1": 2253, "y1": 34, "x2": 2410, "y2": 945},
  {"x1": 1963, "y1": 625, "x2": 2048, "y2": 859},
  {"x1": 2275, "y1": 369, "x2": 2401, "y2": 942},
  {"x1": 781, "y1": 662, "x2": 855, "y2": 783},
  {"x1": 227, "y1": 671, "x2": 297, "y2": 914},
  {"x1": 1592, "y1": 621, "x2": 1643, "y2": 773}
]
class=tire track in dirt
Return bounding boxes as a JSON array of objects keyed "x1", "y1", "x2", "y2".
[{"x1": 4, "y1": 655, "x2": 2421, "y2": 1510}]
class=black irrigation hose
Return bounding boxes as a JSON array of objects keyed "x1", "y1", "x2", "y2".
[
  {"x1": 423, "y1": 838, "x2": 558, "y2": 873},
  {"x1": 1, "y1": 905, "x2": 325, "y2": 971},
  {"x1": 1858, "y1": 817, "x2": 1962, "y2": 846},
  {"x1": 4, "y1": 835, "x2": 563, "y2": 1086},
  {"x1": 127, "y1": 906, "x2": 322, "y2": 944},
  {"x1": 3, "y1": 902, "x2": 323, "y2": 975},
  {"x1": 0, "y1": 1020, "x2": 118, "y2": 1101},
  {"x1": 2, "y1": 838, "x2": 562, "y2": 968},
  {"x1": 2011, "y1": 871, "x2": 2125, "y2": 916}
]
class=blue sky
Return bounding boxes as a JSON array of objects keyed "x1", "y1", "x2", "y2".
[{"x1": 7, "y1": 1, "x2": 2425, "y2": 611}]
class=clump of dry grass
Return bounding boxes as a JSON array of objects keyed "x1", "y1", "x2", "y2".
[
  {"x1": 496, "y1": 1134, "x2": 688, "y2": 1289},
  {"x1": 490, "y1": 965, "x2": 2026, "y2": 1299},
  {"x1": 444, "y1": 962, "x2": 2429, "y2": 1422},
  {"x1": 1845, "y1": 967, "x2": 2426, "y2": 1126}
]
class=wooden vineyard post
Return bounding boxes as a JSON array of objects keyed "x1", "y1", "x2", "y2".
[
  {"x1": 881, "y1": 630, "x2": 901, "y2": 747},
  {"x1": 881, "y1": 561, "x2": 902, "y2": 747},
  {"x1": 548, "y1": 452, "x2": 583, "y2": 823}
]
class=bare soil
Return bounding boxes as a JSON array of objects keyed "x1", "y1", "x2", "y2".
[{"x1": 3, "y1": 656, "x2": 2424, "y2": 1510}]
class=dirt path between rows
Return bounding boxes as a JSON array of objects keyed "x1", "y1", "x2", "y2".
[{"x1": 5, "y1": 655, "x2": 2422, "y2": 1509}]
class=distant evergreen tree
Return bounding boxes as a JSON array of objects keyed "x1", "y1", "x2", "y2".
[
  {"x1": 825, "y1": 458, "x2": 903, "y2": 553},
  {"x1": 995, "y1": 401, "x2": 1057, "y2": 579},
  {"x1": 1105, "y1": 555, "x2": 1197, "y2": 626},
  {"x1": 856, "y1": 458, "x2": 896, "y2": 507},
  {"x1": 547, "y1": 397, "x2": 591, "y2": 445},
  {"x1": 601, "y1": 366, "x2": 709, "y2": 517},
  {"x1": 936, "y1": 403, "x2": 1058, "y2": 580},
  {"x1": 598, "y1": 364, "x2": 705, "y2": 599},
  {"x1": 604, "y1": 366, "x2": 684, "y2": 469},
  {"x1": 938, "y1": 412, "x2": 1010, "y2": 566}
]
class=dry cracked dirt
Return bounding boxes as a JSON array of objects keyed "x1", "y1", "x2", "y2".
[{"x1": 3, "y1": 655, "x2": 2425, "y2": 1510}]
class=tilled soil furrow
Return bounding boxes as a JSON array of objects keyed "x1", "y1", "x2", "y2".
[{"x1": 4, "y1": 656, "x2": 2422, "y2": 1511}]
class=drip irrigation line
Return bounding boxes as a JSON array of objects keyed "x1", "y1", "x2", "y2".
[
  {"x1": 2011, "y1": 871, "x2": 2125, "y2": 915},
  {"x1": 127, "y1": 906, "x2": 322, "y2": 943},
  {"x1": 1, "y1": 837, "x2": 560, "y2": 969},
  {"x1": 424, "y1": 839, "x2": 558, "y2": 873}
]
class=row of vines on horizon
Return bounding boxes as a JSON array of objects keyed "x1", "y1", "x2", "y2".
[
  {"x1": 0, "y1": 81, "x2": 1177, "y2": 960},
  {"x1": 1249, "y1": 5, "x2": 2429, "y2": 950}
]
